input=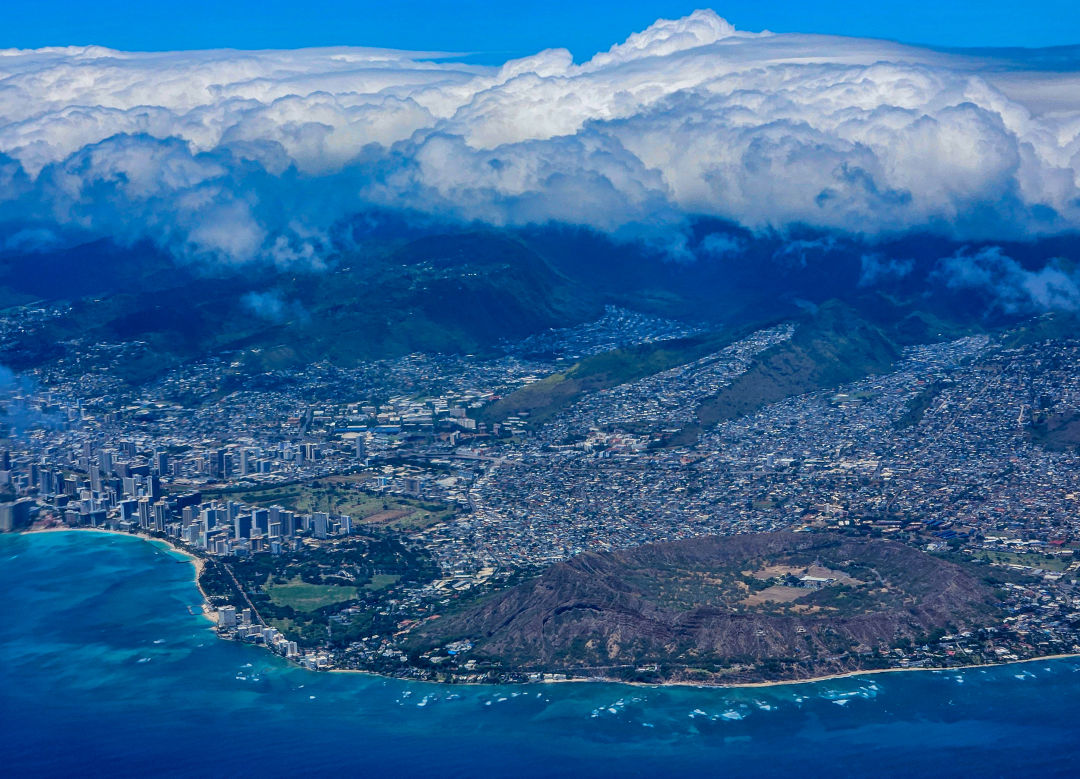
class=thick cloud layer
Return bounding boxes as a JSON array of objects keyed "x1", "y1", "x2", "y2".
[{"x1": 1, "y1": 9, "x2": 1079, "y2": 266}]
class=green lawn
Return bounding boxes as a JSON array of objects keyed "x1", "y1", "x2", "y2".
[
  {"x1": 266, "y1": 578, "x2": 358, "y2": 612},
  {"x1": 982, "y1": 551, "x2": 1073, "y2": 572},
  {"x1": 364, "y1": 574, "x2": 401, "y2": 592},
  {"x1": 205, "y1": 476, "x2": 455, "y2": 531}
]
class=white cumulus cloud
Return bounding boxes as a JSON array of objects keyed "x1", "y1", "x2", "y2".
[{"x1": 0, "y1": 10, "x2": 1078, "y2": 266}]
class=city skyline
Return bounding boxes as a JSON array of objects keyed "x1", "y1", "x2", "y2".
[{"x1": 3, "y1": 5, "x2": 1080, "y2": 776}]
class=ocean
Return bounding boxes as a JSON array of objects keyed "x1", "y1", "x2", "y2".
[{"x1": 2, "y1": 530, "x2": 1079, "y2": 778}]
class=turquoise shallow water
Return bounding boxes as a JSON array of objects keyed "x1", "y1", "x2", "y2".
[{"x1": 2, "y1": 531, "x2": 1079, "y2": 777}]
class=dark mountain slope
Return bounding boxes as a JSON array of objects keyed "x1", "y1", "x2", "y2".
[
  {"x1": 477, "y1": 326, "x2": 765, "y2": 427},
  {"x1": 686, "y1": 301, "x2": 900, "y2": 436},
  {"x1": 1, "y1": 232, "x2": 605, "y2": 377}
]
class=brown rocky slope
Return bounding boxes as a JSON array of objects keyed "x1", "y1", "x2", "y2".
[{"x1": 410, "y1": 532, "x2": 1001, "y2": 684}]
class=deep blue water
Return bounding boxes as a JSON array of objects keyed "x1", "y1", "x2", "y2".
[{"x1": 3, "y1": 531, "x2": 1080, "y2": 778}]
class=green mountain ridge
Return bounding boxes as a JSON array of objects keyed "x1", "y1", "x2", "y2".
[
  {"x1": 680, "y1": 302, "x2": 901, "y2": 440},
  {"x1": 478, "y1": 326, "x2": 767, "y2": 427},
  {"x1": 1, "y1": 227, "x2": 1067, "y2": 387}
]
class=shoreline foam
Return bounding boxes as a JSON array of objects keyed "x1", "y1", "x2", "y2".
[
  {"x1": 17, "y1": 527, "x2": 1080, "y2": 690},
  {"x1": 24, "y1": 526, "x2": 217, "y2": 624}
]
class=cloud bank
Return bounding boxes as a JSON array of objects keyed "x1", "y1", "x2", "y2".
[
  {"x1": 1, "y1": 9, "x2": 1079, "y2": 267},
  {"x1": 936, "y1": 246, "x2": 1080, "y2": 314}
]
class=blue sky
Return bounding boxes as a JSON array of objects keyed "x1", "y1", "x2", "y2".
[
  {"x1": 4, "y1": 0, "x2": 1079, "y2": 57},
  {"x1": 2, "y1": 8, "x2": 1079, "y2": 270}
]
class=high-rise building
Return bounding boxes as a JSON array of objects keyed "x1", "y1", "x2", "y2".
[
  {"x1": 253, "y1": 508, "x2": 269, "y2": 534},
  {"x1": 182, "y1": 524, "x2": 199, "y2": 545},
  {"x1": 137, "y1": 497, "x2": 151, "y2": 529},
  {"x1": 201, "y1": 507, "x2": 220, "y2": 532},
  {"x1": 37, "y1": 467, "x2": 55, "y2": 496},
  {"x1": 210, "y1": 449, "x2": 230, "y2": 479},
  {"x1": 0, "y1": 499, "x2": 32, "y2": 532},
  {"x1": 119, "y1": 499, "x2": 139, "y2": 522},
  {"x1": 234, "y1": 513, "x2": 252, "y2": 540},
  {"x1": 218, "y1": 606, "x2": 237, "y2": 627},
  {"x1": 153, "y1": 501, "x2": 167, "y2": 532},
  {"x1": 274, "y1": 508, "x2": 295, "y2": 537}
]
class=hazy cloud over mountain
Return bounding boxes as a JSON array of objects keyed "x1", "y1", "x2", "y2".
[
  {"x1": 0, "y1": 9, "x2": 1078, "y2": 266},
  {"x1": 936, "y1": 246, "x2": 1080, "y2": 313}
]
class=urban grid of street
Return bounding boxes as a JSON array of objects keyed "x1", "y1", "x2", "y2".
[{"x1": 4, "y1": 304, "x2": 1080, "y2": 678}]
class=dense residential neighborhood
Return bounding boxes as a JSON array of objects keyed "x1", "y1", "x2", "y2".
[{"x1": 4, "y1": 305, "x2": 1080, "y2": 680}]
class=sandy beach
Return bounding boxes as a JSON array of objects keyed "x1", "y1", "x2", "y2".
[
  {"x1": 642, "y1": 652, "x2": 1080, "y2": 691},
  {"x1": 323, "y1": 651, "x2": 1080, "y2": 690},
  {"x1": 24, "y1": 525, "x2": 218, "y2": 624},
  {"x1": 17, "y1": 526, "x2": 1080, "y2": 689}
]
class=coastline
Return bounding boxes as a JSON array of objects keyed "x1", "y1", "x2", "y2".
[
  {"x1": 23, "y1": 526, "x2": 218, "y2": 624},
  {"x1": 627, "y1": 652, "x2": 1080, "y2": 691},
  {"x1": 15, "y1": 528, "x2": 1080, "y2": 690},
  {"x1": 321, "y1": 649, "x2": 1080, "y2": 692}
]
